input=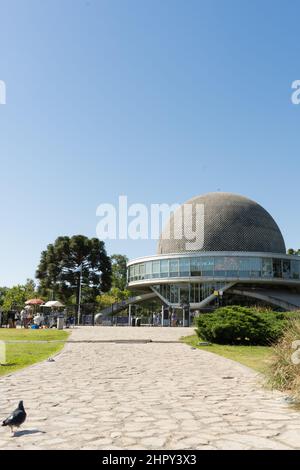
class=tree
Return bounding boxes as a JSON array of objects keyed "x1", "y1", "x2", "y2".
[
  {"x1": 36, "y1": 235, "x2": 112, "y2": 305},
  {"x1": 111, "y1": 254, "x2": 128, "y2": 291},
  {"x1": 25, "y1": 278, "x2": 36, "y2": 294},
  {"x1": 287, "y1": 248, "x2": 300, "y2": 255},
  {"x1": 1, "y1": 279, "x2": 36, "y2": 311},
  {"x1": 95, "y1": 254, "x2": 134, "y2": 310},
  {"x1": 96, "y1": 288, "x2": 131, "y2": 310},
  {"x1": 0, "y1": 287, "x2": 9, "y2": 308}
]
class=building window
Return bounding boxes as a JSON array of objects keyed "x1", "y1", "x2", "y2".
[
  {"x1": 145, "y1": 262, "x2": 152, "y2": 279},
  {"x1": 214, "y1": 257, "x2": 225, "y2": 275},
  {"x1": 169, "y1": 259, "x2": 179, "y2": 277},
  {"x1": 262, "y1": 258, "x2": 273, "y2": 278},
  {"x1": 201, "y1": 257, "x2": 214, "y2": 276},
  {"x1": 283, "y1": 260, "x2": 291, "y2": 279},
  {"x1": 190, "y1": 284, "x2": 200, "y2": 303},
  {"x1": 224, "y1": 257, "x2": 239, "y2": 277},
  {"x1": 128, "y1": 255, "x2": 298, "y2": 284},
  {"x1": 170, "y1": 284, "x2": 179, "y2": 303},
  {"x1": 291, "y1": 260, "x2": 300, "y2": 280},
  {"x1": 249, "y1": 257, "x2": 261, "y2": 278},
  {"x1": 190, "y1": 258, "x2": 201, "y2": 276},
  {"x1": 160, "y1": 260, "x2": 169, "y2": 278},
  {"x1": 139, "y1": 263, "x2": 145, "y2": 280},
  {"x1": 239, "y1": 257, "x2": 250, "y2": 277},
  {"x1": 179, "y1": 285, "x2": 190, "y2": 303},
  {"x1": 273, "y1": 259, "x2": 282, "y2": 278},
  {"x1": 152, "y1": 261, "x2": 160, "y2": 278},
  {"x1": 179, "y1": 258, "x2": 190, "y2": 276}
]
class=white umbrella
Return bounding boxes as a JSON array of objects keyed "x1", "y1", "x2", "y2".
[{"x1": 42, "y1": 301, "x2": 65, "y2": 308}]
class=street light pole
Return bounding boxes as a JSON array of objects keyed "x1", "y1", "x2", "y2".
[{"x1": 77, "y1": 264, "x2": 82, "y2": 326}]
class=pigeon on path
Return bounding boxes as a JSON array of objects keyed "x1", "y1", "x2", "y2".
[{"x1": 2, "y1": 401, "x2": 27, "y2": 435}]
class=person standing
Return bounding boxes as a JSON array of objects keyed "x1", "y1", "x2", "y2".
[
  {"x1": 7, "y1": 311, "x2": 16, "y2": 328},
  {"x1": 15, "y1": 311, "x2": 20, "y2": 327},
  {"x1": 27, "y1": 309, "x2": 33, "y2": 328},
  {"x1": 33, "y1": 312, "x2": 44, "y2": 328},
  {"x1": 20, "y1": 309, "x2": 26, "y2": 328}
]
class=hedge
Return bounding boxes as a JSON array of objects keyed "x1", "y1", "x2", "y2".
[{"x1": 195, "y1": 306, "x2": 287, "y2": 345}]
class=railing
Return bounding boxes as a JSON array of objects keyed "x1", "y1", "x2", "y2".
[{"x1": 94, "y1": 292, "x2": 157, "y2": 323}]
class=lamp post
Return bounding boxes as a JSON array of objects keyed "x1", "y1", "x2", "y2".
[
  {"x1": 111, "y1": 302, "x2": 116, "y2": 325},
  {"x1": 128, "y1": 304, "x2": 132, "y2": 326},
  {"x1": 77, "y1": 264, "x2": 83, "y2": 326}
]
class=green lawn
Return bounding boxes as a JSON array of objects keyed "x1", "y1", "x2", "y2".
[
  {"x1": 182, "y1": 334, "x2": 274, "y2": 373},
  {"x1": 0, "y1": 329, "x2": 70, "y2": 376}
]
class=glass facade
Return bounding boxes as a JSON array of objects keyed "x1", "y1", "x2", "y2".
[
  {"x1": 152, "y1": 282, "x2": 225, "y2": 304},
  {"x1": 128, "y1": 256, "x2": 300, "y2": 283}
]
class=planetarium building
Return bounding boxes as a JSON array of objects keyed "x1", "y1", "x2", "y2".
[{"x1": 127, "y1": 193, "x2": 300, "y2": 316}]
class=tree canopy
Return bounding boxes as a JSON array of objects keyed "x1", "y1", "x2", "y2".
[
  {"x1": 1, "y1": 279, "x2": 36, "y2": 311},
  {"x1": 36, "y1": 235, "x2": 112, "y2": 305},
  {"x1": 111, "y1": 254, "x2": 128, "y2": 291}
]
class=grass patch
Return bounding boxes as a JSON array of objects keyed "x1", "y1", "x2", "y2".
[
  {"x1": 0, "y1": 329, "x2": 70, "y2": 376},
  {"x1": 182, "y1": 334, "x2": 273, "y2": 373},
  {"x1": 0, "y1": 329, "x2": 69, "y2": 342}
]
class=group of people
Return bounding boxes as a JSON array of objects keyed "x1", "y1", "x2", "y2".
[
  {"x1": 0, "y1": 309, "x2": 66, "y2": 329},
  {"x1": 4, "y1": 309, "x2": 42, "y2": 329},
  {"x1": 152, "y1": 311, "x2": 178, "y2": 327}
]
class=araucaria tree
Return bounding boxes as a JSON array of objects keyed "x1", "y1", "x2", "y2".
[{"x1": 36, "y1": 235, "x2": 112, "y2": 304}]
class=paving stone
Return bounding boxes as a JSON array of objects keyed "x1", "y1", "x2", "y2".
[
  {"x1": 224, "y1": 433, "x2": 293, "y2": 449},
  {"x1": 1, "y1": 326, "x2": 300, "y2": 450},
  {"x1": 248, "y1": 411, "x2": 292, "y2": 421},
  {"x1": 214, "y1": 439, "x2": 250, "y2": 450},
  {"x1": 173, "y1": 437, "x2": 209, "y2": 448},
  {"x1": 140, "y1": 437, "x2": 167, "y2": 448},
  {"x1": 196, "y1": 445, "x2": 218, "y2": 450},
  {"x1": 111, "y1": 431, "x2": 122, "y2": 438},
  {"x1": 277, "y1": 430, "x2": 300, "y2": 448}
]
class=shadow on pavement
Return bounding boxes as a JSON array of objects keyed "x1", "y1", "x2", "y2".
[{"x1": 13, "y1": 429, "x2": 46, "y2": 437}]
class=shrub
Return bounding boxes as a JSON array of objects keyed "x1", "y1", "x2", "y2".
[
  {"x1": 267, "y1": 320, "x2": 300, "y2": 400},
  {"x1": 195, "y1": 306, "x2": 287, "y2": 345}
]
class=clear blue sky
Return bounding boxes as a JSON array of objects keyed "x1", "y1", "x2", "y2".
[{"x1": 0, "y1": 0, "x2": 299, "y2": 286}]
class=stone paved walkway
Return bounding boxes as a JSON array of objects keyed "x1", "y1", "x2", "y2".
[{"x1": 1, "y1": 326, "x2": 300, "y2": 450}]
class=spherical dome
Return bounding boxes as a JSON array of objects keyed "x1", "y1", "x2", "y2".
[{"x1": 157, "y1": 192, "x2": 286, "y2": 255}]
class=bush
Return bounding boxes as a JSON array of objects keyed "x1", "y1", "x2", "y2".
[
  {"x1": 267, "y1": 320, "x2": 300, "y2": 400},
  {"x1": 195, "y1": 306, "x2": 287, "y2": 345}
]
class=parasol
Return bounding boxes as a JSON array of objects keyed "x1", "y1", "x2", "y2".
[{"x1": 25, "y1": 298, "x2": 44, "y2": 306}]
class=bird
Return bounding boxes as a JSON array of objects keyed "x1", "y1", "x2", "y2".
[{"x1": 2, "y1": 401, "x2": 27, "y2": 435}]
